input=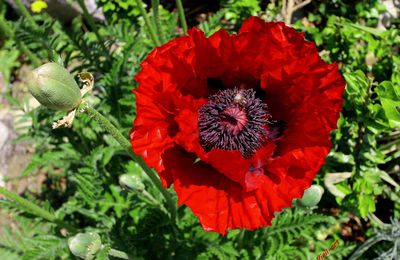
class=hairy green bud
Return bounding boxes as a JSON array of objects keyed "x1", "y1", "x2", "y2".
[
  {"x1": 68, "y1": 232, "x2": 102, "y2": 260},
  {"x1": 28, "y1": 62, "x2": 81, "y2": 111},
  {"x1": 119, "y1": 174, "x2": 145, "y2": 192},
  {"x1": 297, "y1": 185, "x2": 324, "y2": 207}
]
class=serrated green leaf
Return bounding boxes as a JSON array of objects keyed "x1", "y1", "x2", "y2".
[
  {"x1": 375, "y1": 81, "x2": 400, "y2": 127},
  {"x1": 358, "y1": 195, "x2": 376, "y2": 218}
]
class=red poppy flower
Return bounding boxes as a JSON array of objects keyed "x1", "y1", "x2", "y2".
[{"x1": 130, "y1": 17, "x2": 345, "y2": 234}]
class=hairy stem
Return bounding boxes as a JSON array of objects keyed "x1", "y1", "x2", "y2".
[
  {"x1": 175, "y1": 0, "x2": 188, "y2": 34},
  {"x1": 14, "y1": 0, "x2": 39, "y2": 29},
  {"x1": 0, "y1": 16, "x2": 41, "y2": 67},
  {"x1": 151, "y1": 0, "x2": 165, "y2": 43},
  {"x1": 0, "y1": 187, "x2": 55, "y2": 221},
  {"x1": 108, "y1": 248, "x2": 129, "y2": 259},
  {"x1": 134, "y1": 0, "x2": 161, "y2": 46},
  {"x1": 80, "y1": 105, "x2": 176, "y2": 221},
  {"x1": 0, "y1": 187, "x2": 77, "y2": 232},
  {"x1": 142, "y1": 189, "x2": 162, "y2": 207},
  {"x1": 76, "y1": 0, "x2": 106, "y2": 51}
]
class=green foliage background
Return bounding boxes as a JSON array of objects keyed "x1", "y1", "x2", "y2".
[{"x1": 0, "y1": 0, "x2": 399, "y2": 259}]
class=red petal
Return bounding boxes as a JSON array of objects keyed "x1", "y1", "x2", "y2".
[
  {"x1": 163, "y1": 145, "x2": 327, "y2": 234},
  {"x1": 163, "y1": 147, "x2": 271, "y2": 234},
  {"x1": 130, "y1": 90, "x2": 175, "y2": 173}
]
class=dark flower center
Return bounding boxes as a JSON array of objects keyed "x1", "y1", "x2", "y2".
[{"x1": 198, "y1": 88, "x2": 270, "y2": 158}]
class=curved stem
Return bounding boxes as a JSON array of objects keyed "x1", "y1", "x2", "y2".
[
  {"x1": 108, "y1": 248, "x2": 129, "y2": 259},
  {"x1": 142, "y1": 189, "x2": 161, "y2": 207},
  {"x1": 76, "y1": 0, "x2": 101, "y2": 41},
  {"x1": 76, "y1": 0, "x2": 109, "y2": 56},
  {"x1": 14, "y1": 0, "x2": 39, "y2": 30},
  {"x1": 0, "y1": 187, "x2": 77, "y2": 232},
  {"x1": 134, "y1": 0, "x2": 161, "y2": 46},
  {"x1": 0, "y1": 187, "x2": 55, "y2": 221},
  {"x1": 0, "y1": 16, "x2": 41, "y2": 67},
  {"x1": 80, "y1": 105, "x2": 176, "y2": 221}
]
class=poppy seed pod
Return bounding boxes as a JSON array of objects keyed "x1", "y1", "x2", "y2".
[
  {"x1": 28, "y1": 62, "x2": 81, "y2": 111},
  {"x1": 297, "y1": 185, "x2": 325, "y2": 207},
  {"x1": 68, "y1": 232, "x2": 102, "y2": 260}
]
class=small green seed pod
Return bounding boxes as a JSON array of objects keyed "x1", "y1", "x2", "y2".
[
  {"x1": 297, "y1": 185, "x2": 324, "y2": 207},
  {"x1": 28, "y1": 62, "x2": 81, "y2": 111},
  {"x1": 68, "y1": 232, "x2": 102, "y2": 260},
  {"x1": 119, "y1": 174, "x2": 145, "y2": 192}
]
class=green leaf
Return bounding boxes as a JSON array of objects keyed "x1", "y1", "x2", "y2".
[
  {"x1": 343, "y1": 71, "x2": 370, "y2": 114},
  {"x1": 337, "y1": 21, "x2": 384, "y2": 37},
  {"x1": 375, "y1": 81, "x2": 400, "y2": 127},
  {"x1": 358, "y1": 195, "x2": 376, "y2": 218},
  {"x1": 377, "y1": 170, "x2": 399, "y2": 188}
]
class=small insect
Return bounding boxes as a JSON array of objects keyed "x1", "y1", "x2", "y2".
[{"x1": 233, "y1": 92, "x2": 247, "y2": 106}]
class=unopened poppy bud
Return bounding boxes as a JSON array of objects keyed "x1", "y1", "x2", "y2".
[
  {"x1": 119, "y1": 174, "x2": 144, "y2": 192},
  {"x1": 68, "y1": 232, "x2": 102, "y2": 260},
  {"x1": 28, "y1": 62, "x2": 81, "y2": 111},
  {"x1": 297, "y1": 185, "x2": 324, "y2": 207}
]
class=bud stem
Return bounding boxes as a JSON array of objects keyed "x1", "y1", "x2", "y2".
[
  {"x1": 0, "y1": 187, "x2": 77, "y2": 233},
  {"x1": 142, "y1": 189, "x2": 161, "y2": 206},
  {"x1": 14, "y1": 0, "x2": 39, "y2": 30},
  {"x1": 0, "y1": 16, "x2": 41, "y2": 67},
  {"x1": 76, "y1": 0, "x2": 101, "y2": 41},
  {"x1": 76, "y1": 0, "x2": 109, "y2": 55},
  {"x1": 80, "y1": 105, "x2": 177, "y2": 222},
  {"x1": 134, "y1": 0, "x2": 161, "y2": 46},
  {"x1": 108, "y1": 248, "x2": 129, "y2": 259}
]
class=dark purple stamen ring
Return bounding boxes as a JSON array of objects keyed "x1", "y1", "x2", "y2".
[{"x1": 198, "y1": 88, "x2": 271, "y2": 158}]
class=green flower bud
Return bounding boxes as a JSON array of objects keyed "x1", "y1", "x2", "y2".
[
  {"x1": 119, "y1": 174, "x2": 145, "y2": 192},
  {"x1": 28, "y1": 62, "x2": 81, "y2": 111},
  {"x1": 68, "y1": 232, "x2": 102, "y2": 260},
  {"x1": 297, "y1": 185, "x2": 324, "y2": 207}
]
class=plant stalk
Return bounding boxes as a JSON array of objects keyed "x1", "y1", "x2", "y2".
[
  {"x1": 0, "y1": 187, "x2": 55, "y2": 221},
  {"x1": 76, "y1": 0, "x2": 99, "y2": 35},
  {"x1": 76, "y1": 0, "x2": 105, "y2": 47},
  {"x1": 0, "y1": 16, "x2": 41, "y2": 67},
  {"x1": 151, "y1": 0, "x2": 165, "y2": 43},
  {"x1": 0, "y1": 187, "x2": 77, "y2": 232},
  {"x1": 175, "y1": 0, "x2": 188, "y2": 34},
  {"x1": 134, "y1": 0, "x2": 161, "y2": 46},
  {"x1": 142, "y1": 189, "x2": 161, "y2": 207},
  {"x1": 108, "y1": 248, "x2": 129, "y2": 259},
  {"x1": 80, "y1": 105, "x2": 176, "y2": 221},
  {"x1": 14, "y1": 0, "x2": 39, "y2": 30}
]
